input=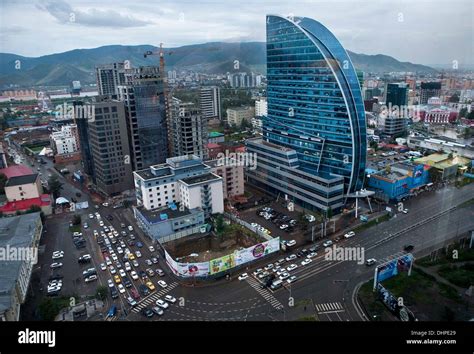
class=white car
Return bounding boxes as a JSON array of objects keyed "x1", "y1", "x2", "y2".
[
  {"x1": 285, "y1": 254, "x2": 297, "y2": 262},
  {"x1": 164, "y1": 295, "x2": 176, "y2": 303},
  {"x1": 132, "y1": 260, "x2": 139, "y2": 267},
  {"x1": 301, "y1": 258, "x2": 312, "y2": 266},
  {"x1": 323, "y1": 240, "x2": 333, "y2": 247},
  {"x1": 50, "y1": 262, "x2": 63, "y2": 269},
  {"x1": 251, "y1": 222, "x2": 258, "y2": 228},
  {"x1": 238, "y1": 273, "x2": 249, "y2": 281},
  {"x1": 287, "y1": 275, "x2": 298, "y2": 284},
  {"x1": 135, "y1": 251, "x2": 142, "y2": 258},
  {"x1": 85, "y1": 275, "x2": 98, "y2": 283},
  {"x1": 52, "y1": 251, "x2": 64, "y2": 260},
  {"x1": 118, "y1": 284, "x2": 125, "y2": 293},
  {"x1": 157, "y1": 280, "x2": 168, "y2": 288},
  {"x1": 252, "y1": 268, "x2": 263, "y2": 276},
  {"x1": 83, "y1": 223, "x2": 89, "y2": 229},
  {"x1": 117, "y1": 247, "x2": 123, "y2": 254},
  {"x1": 89, "y1": 214, "x2": 94, "y2": 219},
  {"x1": 307, "y1": 252, "x2": 318, "y2": 259},
  {"x1": 119, "y1": 269, "x2": 126, "y2": 277},
  {"x1": 148, "y1": 246, "x2": 155, "y2": 252},
  {"x1": 264, "y1": 264, "x2": 274, "y2": 270},
  {"x1": 344, "y1": 231, "x2": 355, "y2": 239},
  {"x1": 109, "y1": 266, "x2": 116, "y2": 274},
  {"x1": 47, "y1": 285, "x2": 62, "y2": 293},
  {"x1": 286, "y1": 264, "x2": 298, "y2": 272},
  {"x1": 402, "y1": 209, "x2": 409, "y2": 214},
  {"x1": 128, "y1": 225, "x2": 133, "y2": 231},
  {"x1": 155, "y1": 299, "x2": 169, "y2": 309},
  {"x1": 286, "y1": 240, "x2": 296, "y2": 247},
  {"x1": 111, "y1": 254, "x2": 118, "y2": 261},
  {"x1": 130, "y1": 271, "x2": 139, "y2": 280},
  {"x1": 100, "y1": 263, "x2": 107, "y2": 271},
  {"x1": 279, "y1": 272, "x2": 290, "y2": 280},
  {"x1": 107, "y1": 279, "x2": 114, "y2": 288},
  {"x1": 124, "y1": 262, "x2": 131, "y2": 271},
  {"x1": 105, "y1": 257, "x2": 112, "y2": 266},
  {"x1": 99, "y1": 221, "x2": 104, "y2": 227}
]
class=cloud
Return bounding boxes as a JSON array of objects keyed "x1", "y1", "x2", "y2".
[{"x1": 37, "y1": 0, "x2": 152, "y2": 28}]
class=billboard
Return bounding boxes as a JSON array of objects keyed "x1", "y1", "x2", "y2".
[
  {"x1": 375, "y1": 254, "x2": 413, "y2": 284},
  {"x1": 209, "y1": 254, "x2": 235, "y2": 275},
  {"x1": 234, "y1": 237, "x2": 280, "y2": 266},
  {"x1": 165, "y1": 250, "x2": 210, "y2": 277}
]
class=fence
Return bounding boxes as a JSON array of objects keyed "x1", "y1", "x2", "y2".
[{"x1": 224, "y1": 212, "x2": 273, "y2": 241}]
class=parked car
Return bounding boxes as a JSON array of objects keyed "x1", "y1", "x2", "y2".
[
  {"x1": 238, "y1": 273, "x2": 249, "y2": 281},
  {"x1": 344, "y1": 231, "x2": 355, "y2": 239},
  {"x1": 155, "y1": 299, "x2": 168, "y2": 309},
  {"x1": 323, "y1": 240, "x2": 333, "y2": 247},
  {"x1": 164, "y1": 295, "x2": 176, "y2": 303}
]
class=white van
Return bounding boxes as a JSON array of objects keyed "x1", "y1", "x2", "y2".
[{"x1": 270, "y1": 279, "x2": 283, "y2": 290}]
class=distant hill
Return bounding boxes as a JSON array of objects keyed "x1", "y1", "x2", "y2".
[{"x1": 0, "y1": 42, "x2": 436, "y2": 88}]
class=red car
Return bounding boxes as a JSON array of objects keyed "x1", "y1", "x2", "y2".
[{"x1": 130, "y1": 288, "x2": 140, "y2": 300}]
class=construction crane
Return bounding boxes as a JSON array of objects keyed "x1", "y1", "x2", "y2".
[{"x1": 143, "y1": 43, "x2": 173, "y2": 74}]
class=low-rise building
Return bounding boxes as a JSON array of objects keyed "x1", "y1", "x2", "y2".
[
  {"x1": 407, "y1": 136, "x2": 474, "y2": 159},
  {"x1": 414, "y1": 153, "x2": 471, "y2": 180},
  {"x1": 208, "y1": 132, "x2": 225, "y2": 144},
  {"x1": 0, "y1": 213, "x2": 43, "y2": 321},
  {"x1": 367, "y1": 162, "x2": 430, "y2": 201},
  {"x1": 226, "y1": 106, "x2": 255, "y2": 126}
]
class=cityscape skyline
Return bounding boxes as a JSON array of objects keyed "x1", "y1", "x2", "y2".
[{"x1": 0, "y1": 0, "x2": 472, "y2": 67}]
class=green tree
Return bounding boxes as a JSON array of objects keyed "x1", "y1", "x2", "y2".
[
  {"x1": 48, "y1": 175, "x2": 63, "y2": 199},
  {"x1": 459, "y1": 107, "x2": 468, "y2": 118},
  {"x1": 95, "y1": 285, "x2": 108, "y2": 301},
  {"x1": 326, "y1": 207, "x2": 333, "y2": 220},
  {"x1": 215, "y1": 214, "x2": 225, "y2": 236},
  {"x1": 72, "y1": 214, "x2": 81, "y2": 226}
]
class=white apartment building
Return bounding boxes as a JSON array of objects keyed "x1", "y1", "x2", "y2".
[
  {"x1": 50, "y1": 124, "x2": 80, "y2": 155},
  {"x1": 255, "y1": 98, "x2": 268, "y2": 117}
]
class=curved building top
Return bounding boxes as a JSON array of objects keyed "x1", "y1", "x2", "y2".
[{"x1": 264, "y1": 15, "x2": 367, "y2": 194}]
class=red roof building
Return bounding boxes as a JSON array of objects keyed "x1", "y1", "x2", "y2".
[{"x1": 0, "y1": 165, "x2": 33, "y2": 179}]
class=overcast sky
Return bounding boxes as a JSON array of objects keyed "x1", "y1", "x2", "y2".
[{"x1": 0, "y1": 0, "x2": 472, "y2": 66}]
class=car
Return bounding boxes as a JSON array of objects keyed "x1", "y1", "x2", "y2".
[
  {"x1": 78, "y1": 254, "x2": 92, "y2": 263},
  {"x1": 279, "y1": 224, "x2": 289, "y2": 230},
  {"x1": 139, "y1": 270, "x2": 147, "y2": 279},
  {"x1": 276, "y1": 268, "x2": 286, "y2": 276},
  {"x1": 130, "y1": 271, "x2": 139, "y2": 280},
  {"x1": 127, "y1": 253, "x2": 136, "y2": 261},
  {"x1": 110, "y1": 287, "x2": 119, "y2": 299},
  {"x1": 105, "y1": 257, "x2": 112, "y2": 266},
  {"x1": 296, "y1": 251, "x2": 305, "y2": 258},
  {"x1": 301, "y1": 258, "x2": 312, "y2": 266},
  {"x1": 141, "y1": 308, "x2": 153, "y2": 318},
  {"x1": 145, "y1": 259, "x2": 153, "y2": 266},
  {"x1": 83, "y1": 223, "x2": 89, "y2": 229},
  {"x1": 50, "y1": 262, "x2": 63, "y2": 269},
  {"x1": 344, "y1": 231, "x2": 356, "y2": 239},
  {"x1": 152, "y1": 306, "x2": 164, "y2": 316},
  {"x1": 118, "y1": 284, "x2": 125, "y2": 294},
  {"x1": 404, "y1": 244, "x2": 414, "y2": 252},
  {"x1": 146, "y1": 268, "x2": 155, "y2": 277},
  {"x1": 286, "y1": 264, "x2": 298, "y2": 272},
  {"x1": 122, "y1": 277, "x2": 132, "y2": 288},
  {"x1": 99, "y1": 221, "x2": 104, "y2": 227},
  {"x1": 157, "y1": 280, "x2": 167, "y2": 288},
  {"x1": 287, "y1": 275, "x2": 297, "y2": 284},
  {"x1": 238, "y1": 273, "x2": 249, "y2": 281},
  {"x1": 119, "y1": 269, "x2": 126, "y2": 277},
  {"x1": 89, "y1": 214, "x2": 94, "y2": 219},
  {"x1": 253, "y1": 268, "x2": 263, "y2": 276},
  {"x1": 85, "y1": 275, "x2": 98, "y2": 283},
  {"x1": 52, "y1": 252, "x2": 64, "y2": 260},
  {"x1": 286, "y1": 240, "x2": 296, "y2": 247},
  {"x1": 124, "y1": 262, "x2": 131, "y2": 272},
  {"x1": 127, "y1": 239, "x2": 135, "y2": 246},
  {"x1": 100, "y1": 263, "x2": 107, "y2": 271},
  {"x1": 127, "y1": 296, "x2": 137, "y2": 307},
  {"x1": 164, "y1": 295, "x2": 177, "y2": 303},
  {"x1": 109, "y1": 266, "x2": 116, "y2": 275},
  {"x1": 323, "y1": 240, "x2": 333, "y2": 247},
  {"x1": 130, "y1": 289, "x2": 140, "y2": 300},
  {"x1": 136, "y1": 242, "x2": 143, "y2": 248},
  {"x1": 111, "y1": 254, "x2": 118, "y2": 261},
  {"x1": 129, "y1": 234, "x2": 136, "y2": 240},
  {"x1": 47, "y1": 285, "x2": 61, "y2": 294},
  {"x1": 151, "y1": 257, "x2": 159, "y2": 264},
  {"x1": 128, "y1": 225, "x2": 133, "y2": 231},
  {"x1": 279, "y1": 272, "x2": 290, "y2": 280},
  {"x1": 117, "y1": 247, "x2": 123, "y2": 255},
  {"x1": 135, "y1": 251, "x2": 142, "y2": 258},
  {"x1": 156, "y1": 269, "x2": 165, "y2": 277},
  {"x1": 402, "y1": 209, "x2": 409, "y2": 214},
  {"x1": 139, "y1": 284, "x2": 150, "y2": 296},
  {"x1": 307, "y1": 252, "x2": 317, "y2": 259},
  {"x1": 285, "y1": 254, "x2": 297, "y2": 262},
  {"x1": 264, "y1": 264, "x2": 274, "y2": 270},
  {"x1": 102, "y1": 202, "x2": 109, "y2": 207},
  {"x1": 365, "y1": 258, "x2": 377, "y2": 266},
  {"x1": 148, "y1": 245, "x2": 155, "y2": 252},
  {"x1": 114, "y1": 275, "x2": 121, "y2": 284},
  {"x1": 155, "y1": 298, "x2": 169, "y2": 309},
  {"x1": 115, "y1": 261, "x2": 122, "y2": 269},
  {"x1": 132, "y1": 259, "x2": 139, "y2": 267},
  {"x1": 107, "y1": 279, "x2": 114, "y2": 288}
]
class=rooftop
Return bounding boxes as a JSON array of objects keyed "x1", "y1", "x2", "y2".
[
  {"x1": 181, "y1": 173, "x2": 221, "y2": 185},
  {"x1": 209, "y1": 132, "x2": 224, "y2": 138},
  {"x1": 136, "y1": 204, "x2": 195, "y2": 223},
  {"x1": 5, "y1": 174, "x2": 38, "y2": 187},
  {"x1": 0, "y1": 194, "x2": 51, "y2": 213},
  {"x1": 0, "y1": 165, "x2": 33, "y2": 179}
]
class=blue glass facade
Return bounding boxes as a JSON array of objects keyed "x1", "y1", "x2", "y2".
[{"x1": 264, "y1": 15, "x2": 367, "y2": 195}]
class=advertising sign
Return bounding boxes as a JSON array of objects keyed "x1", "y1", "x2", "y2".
[
  {"x1": 164, "y1": 250, "x2": 209, "y2": 277},
  {"x1": 375, "y1": 254, "x2": 413, "y2": 284},
  {"x1": 234, "y1": 237, "x2": 280, "y2": 266},
  {"x1": 209, "y1": 254, "x2": 235, "y2": 275}
]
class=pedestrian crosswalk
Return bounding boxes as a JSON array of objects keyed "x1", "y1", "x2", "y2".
[
  {"x1": 246, "y1": 277, "x2": 283, "y2": 310},
  {"x1": 132, "y1": 282, "x2": 178, "y2": 313},
  {"x1": 315, "y1": 302, "x2": 344, "y2": 313}
]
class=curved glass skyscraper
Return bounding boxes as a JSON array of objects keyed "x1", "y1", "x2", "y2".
[{"x1": 246, "y1": 15, "x2": 367, "y2": 212}]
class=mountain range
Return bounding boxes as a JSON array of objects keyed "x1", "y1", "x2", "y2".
[{"x1": 0, "y1": 42, "x2": 436, "y2": 88}]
